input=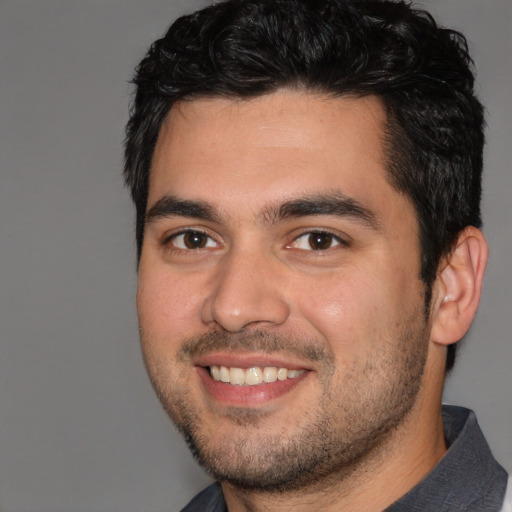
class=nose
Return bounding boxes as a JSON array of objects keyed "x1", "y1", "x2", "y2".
[{"x1": 201, "y1": 249, "x2": 290, "y2": 332}]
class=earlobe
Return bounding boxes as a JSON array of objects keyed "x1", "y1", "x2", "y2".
[{"x1": 430, "y1": 227, "x2": 489, "y2": 346}]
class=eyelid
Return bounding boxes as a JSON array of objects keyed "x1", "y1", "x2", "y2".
[
  {"x1": 287, "y1": 229, "x2": 350, "y2": 250},
  {"x1": 163, "y1": 227, "x2": 220, "y2": 250}
]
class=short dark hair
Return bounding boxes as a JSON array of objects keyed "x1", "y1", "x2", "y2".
[{"x1": 124, "y1": 0, "x2": 485, "y2": 371}]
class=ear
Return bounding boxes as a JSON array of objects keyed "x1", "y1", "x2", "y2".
[{"x1": 430, "y1": 227, "x2": 488, "y2": 346}]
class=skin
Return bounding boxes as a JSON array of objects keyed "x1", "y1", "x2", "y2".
[{"x1": 136, "y1": 90, "x2": 482, "y2": 511}]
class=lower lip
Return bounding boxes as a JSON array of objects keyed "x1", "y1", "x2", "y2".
[{"x1": 196, "y1": 366, "x2": 309, "y2": 406}]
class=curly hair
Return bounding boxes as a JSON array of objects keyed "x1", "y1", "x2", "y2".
[{"x1": 124, "y1": 0, "x2": 485, "y2": 372}]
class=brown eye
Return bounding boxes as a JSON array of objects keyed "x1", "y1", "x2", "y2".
[
  {"x1": 289, "y1": 231, "x2": 344, "y2": 251},
  {"x1": 183, "y1": 231, "x2": 207, "y2": 249},
  {"x1": 308, "y1": 232, "x2": 334, "y2": 250},
  {"x1": 170, "y1": 230, "x2": 217, "y2": 250}
]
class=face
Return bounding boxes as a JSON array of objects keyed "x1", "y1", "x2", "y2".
[{"x1": 137, "y1": 91, "x2": 430, "y2": 490}]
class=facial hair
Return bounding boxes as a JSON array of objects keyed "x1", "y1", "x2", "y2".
[{"x1": 142, "y1": 315, "x2": 430, "y2": 493}]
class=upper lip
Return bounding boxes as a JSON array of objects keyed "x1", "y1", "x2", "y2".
[{"x1": 193, "y1": 352, "x2": 313, "y2": 371}]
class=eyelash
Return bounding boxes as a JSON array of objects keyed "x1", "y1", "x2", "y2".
[
  {"x1": 164, "y1": 229, "x2": 219, "y2": 251},
  {"x1": 163, "y1": 228, "x2": 349, "y2": 254},
  {"x1": 287, "y1": 230, "x2": 349, "y2": 251}
]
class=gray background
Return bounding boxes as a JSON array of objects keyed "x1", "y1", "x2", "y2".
[{"x1": 0, "y1": 1, "x2": 510, "y2": 511}]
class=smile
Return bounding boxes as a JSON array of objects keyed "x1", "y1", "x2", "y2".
[{"x1": 209, "y1": 365, "x2": 305, "y2": 386}]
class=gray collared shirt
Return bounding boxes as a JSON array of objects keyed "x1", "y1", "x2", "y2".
[{"x1": 180, "y1": 406, "x2": 508, "y2": 512}]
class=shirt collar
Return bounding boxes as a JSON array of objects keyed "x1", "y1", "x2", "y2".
[{"x1": 386, "y1": 405, "x2": 508, "y2": 512}]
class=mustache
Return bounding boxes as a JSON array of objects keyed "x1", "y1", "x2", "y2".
[{"x1": 178, "y1": 330, "x2": 334, "y2": 366}]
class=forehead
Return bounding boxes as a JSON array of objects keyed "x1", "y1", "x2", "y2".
[{"x1": 148, "y1": 91, "x2": 402, "y2": 219}]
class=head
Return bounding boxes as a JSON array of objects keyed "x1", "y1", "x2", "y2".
[
  {"x1": 125, "y1": 0, "x2": 485, "y2": 373},
  {"x1": 125, "y1": 0, "x2": 488, "y2": 498}
]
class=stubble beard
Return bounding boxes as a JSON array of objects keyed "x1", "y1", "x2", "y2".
[{"x1": 143, "y1": 312, "x2": 430, "y2": 493}]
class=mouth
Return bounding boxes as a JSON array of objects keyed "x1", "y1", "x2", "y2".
[
  {"x1": 209, "y1": 365, "x2": 305, "y2": 386},
  {"x1": 195, "y1": 356, "x2": 311, "y2": 406}
]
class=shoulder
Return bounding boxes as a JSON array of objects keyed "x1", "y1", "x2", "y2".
[{"x1": 180, "y1": 482, "x2": 227, "y2": 512}]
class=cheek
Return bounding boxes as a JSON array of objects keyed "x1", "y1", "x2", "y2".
[
  {"x1": 293, "y1": 266, "x2": 413, "y2": 355},
  {"x1": 137, "y1": 271, "x2": 203, "y2": 394},
  {"x1": 137, "y1": 266, "x2": 203, "y2": 344}
]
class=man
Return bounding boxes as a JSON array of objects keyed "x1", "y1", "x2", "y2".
[{"x1": 124, "y1": 0, "x2": 510, "y2": 510}]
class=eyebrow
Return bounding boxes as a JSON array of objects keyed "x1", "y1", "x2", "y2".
[
  {"x1": 261, "y1": 192, "x2": 381, "y2": 231},
  {"x1": 145, "y1": 192, "x2": 381, "y2": 231},
  {"x1": 145, "y1": 195, "x2": 222, "y2": 224}
]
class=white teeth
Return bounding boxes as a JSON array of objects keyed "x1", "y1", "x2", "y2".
[
  {"x1": 209, "y1": 365, "x2": 304, "y2": 386},
  {"x1": 210, "y1": 365, "x2": 221, "y2": 381},
  {"x1": 245, "y1": 367, "x2": 263, "y2": 385},
  {"x1": 229, "y1": 367, "x2": 245, "y2": 385},
  {"x1": 219, "y1": 366, "x2": 230, "y2": 383},
  {"x1": 263, "y1": 367, "x2": 277, "y2": 383},
  {"x1": 277, "y1": 368, "x2": 288, "y2": 381}
]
